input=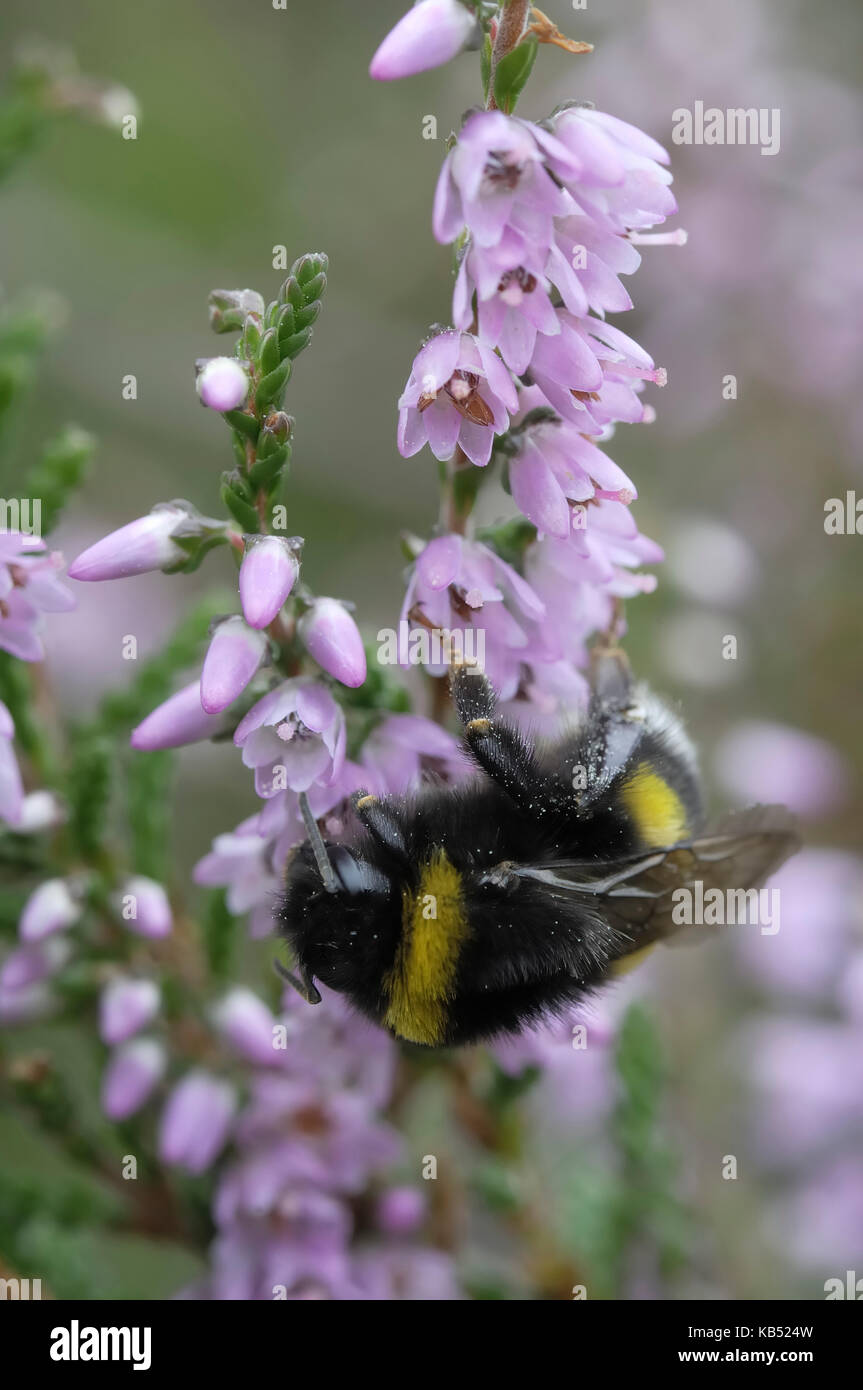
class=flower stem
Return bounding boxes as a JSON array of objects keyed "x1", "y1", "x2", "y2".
[{"x1": 487, "y1": 0, "x2": 532, "y2": 109}]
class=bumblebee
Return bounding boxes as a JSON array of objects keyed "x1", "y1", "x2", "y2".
[{"x1": 276, "y1": 648, "x2": 799, "y2": 1047}]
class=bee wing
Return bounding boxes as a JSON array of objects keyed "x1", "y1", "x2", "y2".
[{"x1": 513, "y1": 804, "x2": 801, "y2": 956}]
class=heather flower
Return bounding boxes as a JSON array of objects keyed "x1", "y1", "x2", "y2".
[
  {"x1": 19, "y1": 877, "x2": 82, "y2": 941},
  {"x1": 527, "y1": 311, "x2": 665, "y2": 431},
  {"x1": 211, "y1": 987, "x2": 280, "y2": 1067},
  {"x1": 548, "y1": 105, "x2": 676, "y2": 233},
  {"x1": 522, "y1": 503, "x2": 662, "y2": 673},
  {"x1": 200, "y1": 1193, "x2": 359, "y2": 1300},
  {"x1": 0, "y1": 698, "x2": 23, "y2": 825},
  {"x1": 398, "y1": 330, "x2": 517, "y2": 467},
  {"x1": 233, "y1": 678, "x2": 346, "y2": 797},
  {"x1": 239, "y1": 535, "x2": 301, "y2": 629},
  {"x1": 160, "y1": 1070, "x2": 237, "y2": 1174},
  {"x1": 376, "y1": 1186, "x2": 426, "y2": 1236},
  {"x1": 838, "y1": 952, "x2": 863, "y2": 1025},
  {"x1": 11, "y1": 790, "x2": 66, "y2": 833},
  {"x1": 229, "y1": 1079, "x2": 401, "y2": 1195},
  {"x1": 493, "y1": 990, "x2": 640, "y2": 1126},
  {"x1": 528, "y1": 498, "x2": 662, "y2": 599},
  {"x1": 115, "y1": 875, "x2": 173, "y2": 939},
  {"x1": 299, "y1": 598, "x2": 367, "y2": 689},
  {"x1": 99, "y1": 977, "x2": 160, "y2": 1046},
  {"x1": 68, "y1": 503, "x2": 191, "y2": 581},
  {"x1": 0, "y1": 936, "x2": 71, "y2": 991},
  {"x1": 359, "y1": 713, "x2": 465, "y2": 794},
  {"x1": 453, "y1": 243, "x2": 561, "y2": 376},
  {"x1": 551, "y1": 213, "x2": 644, "y2": 315},
  {"x1": 401, "y1": 533, "x2": 546, "y2": 700},
  {"x1": 741, "y1": 1017, "x2": 863, "y2": 1166},
  {"x1": 130, "y1": 680, "x2": 226, "y2": 751},
  {"x1": 197, "y1": 355, "x2": 249, "y2": 412},
  {"x1": 102, "y1": 1038, "x2": 166, "y2": 1121},
  {"x1": 0, "y1": 533, "x2": 75, "y2": 661},
  {"x1": 507, "y1": 408, "x2": 636, "y2": 540},
  {"x1": 200, "y1": 615, "x2": 269, "y2": 713},
  {"x1": 194, "y1": 813, "x2": 279, "y2": 938},
  {"x1": 0, "y1": 981, "x2": 55, "y2": 1025},
  {"x1": 776, "y1": 1157, "x2": 863, "y2": 1271},
  {"x1": 433, "y1": 110, "x2": 580, "y2": 251},
  {"x1": 714, "y1": 722, "x2": 850, "y2": 819},
  {"x1": 370, "y1": 0, "x2": 478, "y2": 82},
  {"x1": 354, "y1": 1247, "x2": 461, "y2": 1300},
  {"x1": 225, "y1": 1006, "x2": 400, "y2": 1201},
  {"x1": 733, "y1": 851, "x2": 863, "y2": 1002}
]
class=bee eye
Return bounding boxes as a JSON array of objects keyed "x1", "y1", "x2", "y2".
[{"x1": 329, "y1": 845, "x2": 389, "y2": 896}]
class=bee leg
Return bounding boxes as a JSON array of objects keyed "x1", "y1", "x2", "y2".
[
  {"x1": 450, "y1": 664, "x2": 565, "y2": 817},
  {"x1": 274, "y1": 957, "x2": 322, "y2": 1006},
  {"x1": 351, "y1": 790, "x2": 407, "y2": 858},
  {"x1": 589, "y1": 641, "x2": 636, "y2": 712},
  {"x1": 450, "y1": 661, "x2": 497, "y2": 725}
]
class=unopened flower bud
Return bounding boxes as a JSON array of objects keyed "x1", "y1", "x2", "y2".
[
  {"x1": 19, "y1": 878, "x2": 82, "y2": 942},
  {"x1": 299, "y1": 597, "x2": 367, "y2": 689},
  {"x1": 115, "y1": 876, "x2": 173, "y2": 939},
  {"x1": 131, "y1": 681, "x2": 225, "y2": 751},
  {"x1": 159, "y1": 1070, "x2": 236, "y2": 1174},
  {"x1": 239, "y1": 535, "x2": 301, "y2": 629},
  {"x1": 197, "y1": 356, "x2": 250, "y2": 412},
  {"x1": 99, "y1": 977, "x2": 161, "y2": 1046},
  {"x1": 102, "y1": 1039, "x2": 166, "y2": 1120},
  {"x1": 200, "y1": 615, "x2": 268, "y2": 713},
  {"x1": 370, "y1": 0, "x2": 478, "y2": 81},
  {"x1": 211, "y1": 987, "x2": 279, "y2": 1066},
  {"x1": 68, "y1": 503, "x2": 190, "y2": 582},
  {"x1": 208, "y1": 288, "x2": 265, "y2": 333}
]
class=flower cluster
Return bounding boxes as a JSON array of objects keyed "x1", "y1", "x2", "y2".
[
  {"x1": 0, "y1": 530, "x2": 75, "y2": 662},
  {"x1": 719, "y1": 726, "x2": 863, "y2": 1277},
  {"x1": 398, "y1": 100, "x2": 684, "y2": 719},
  {"x1": 33, "y1": 251, "x2": 466, "y2": 1298},
  {"x1": 184, "y1": 987, "x2": 458, "y2": 1300}
]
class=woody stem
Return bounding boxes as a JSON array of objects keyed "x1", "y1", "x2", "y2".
[{"x1": 487, "y1": 0, "x2": 532, "y2": 109}]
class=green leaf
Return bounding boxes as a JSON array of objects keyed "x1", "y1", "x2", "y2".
[
  {"x1": 223, "y1": 408, "x2": 259, "y2": 443},
  {"x1": 66, "y1": 730, "x2": 113, "y2": 862},
  {"x1": 472, "y1": 1159, "x2": 523, "y2": 1214},
  {"x1": 476, "y1": 516, "x2": 536, "y2": 569},
  {"x1": 293, "y1": 303, "x2": 321, "y2": 333},
  {"x1": 254, "y1": 359, "x2": 292, "y2": 412},
  {"x1": 480, "y1": 32, "x2": 493, "y2": 101},
  {"x1": 248, "y1": 442, "x2": 290, "y2": 493},
  {"x1": 127, "y1": 747, "x2": 172, "y2": 878},
  {"x1": 492, "y1": 37, "x2": 538, "y2": 114},
  {"x1": 279, "y1": 329, "x2": 313, "y2": 360},
  {"x1": 295, "y1": 252, "x2": 328, "y2": 288},
  {"x1": 201, "y1": 887, "x2": 236, "y2": 980},
  {"x1": 221, "y1": 474, "x2": 261, "y2": 532},
  {"x1": 258, "y1": 327, "x2": 281, "y2": 376}
]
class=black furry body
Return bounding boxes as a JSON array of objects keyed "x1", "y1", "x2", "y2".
[{"x1": 275, "y1": 650, "x2": 794, "y2": 1049}]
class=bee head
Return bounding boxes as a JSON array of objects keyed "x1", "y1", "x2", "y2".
[{"x1": 278, "y1": 840, "x2": 398, "y2": 1006}]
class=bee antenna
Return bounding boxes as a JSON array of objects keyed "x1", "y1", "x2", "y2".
[
  {"x1": 274, "y1": 957, "x2": 322, "y2": 1006},
  {"x1": 298, "y1": 791, "x2": 339, "y2": 894}
]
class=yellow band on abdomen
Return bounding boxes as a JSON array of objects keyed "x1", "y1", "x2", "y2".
[
  {"x1": 620, "y1": 761, "x2": 689, "y2": 847},
  {"x1": 383, "y1": 851, "x2": 467, "y2": 1045}
]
